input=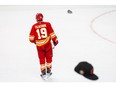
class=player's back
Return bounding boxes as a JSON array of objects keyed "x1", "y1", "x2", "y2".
[{"x1": 32, "y1": 21, "x2": 52, "y2": 46}]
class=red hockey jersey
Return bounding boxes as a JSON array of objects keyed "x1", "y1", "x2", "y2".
[{"x1": 29, "y1": 22, "x2": 57, "y2": 46}]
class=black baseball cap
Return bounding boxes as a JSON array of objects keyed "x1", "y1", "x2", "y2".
[{"x1": 74, "y1": 61, "x2": 98, "y2": 80}]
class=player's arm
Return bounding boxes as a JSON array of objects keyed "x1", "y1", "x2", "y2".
[
  {"x1": 29, "y1": 26, "x2": 36, "y2": 43},
  {"x1": 50, "y1": 32, "x2": 58, "y2": 46},
  {"x1": 48, "y1": 23, "x2": 58, "y2": 46}
]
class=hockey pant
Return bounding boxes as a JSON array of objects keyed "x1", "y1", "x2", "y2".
[{"x1": 36, "y1": 43, "x2": 53, "y2": 73}]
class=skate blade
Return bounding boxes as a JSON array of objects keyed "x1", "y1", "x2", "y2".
[
  {"x1": 46, "y1": 73, "x2": 52, "y2": 79},
  {"x1": 40, "y1": 75, "x2": 48, "y2": 80}
]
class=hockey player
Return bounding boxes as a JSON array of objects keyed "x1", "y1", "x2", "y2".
[{"x1": 29, "y1": 13, "x2": 58, "y2": 79}]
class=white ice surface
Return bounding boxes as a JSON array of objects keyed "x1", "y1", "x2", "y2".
[{"x1": 0, "y1": 5, "x2": 116, "y2": 82}]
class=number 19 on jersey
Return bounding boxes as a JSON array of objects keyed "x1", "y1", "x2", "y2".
[{"x1": 36, "y1": 28, "x2": 48, "y2": 39}]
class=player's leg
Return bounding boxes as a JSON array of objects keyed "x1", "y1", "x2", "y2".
[
  {"x1": 46, "y1": 63, "x2": 52, "y2": 74},
  {"x1": 36, "y1": 47, "x2": 46, "y2": 75},
  {"x1": 40, "y1": 64, "x2": 46, "y2": 75},
  {"x1": 45, "y1": 44, "x2": 53, "y2": 74}
]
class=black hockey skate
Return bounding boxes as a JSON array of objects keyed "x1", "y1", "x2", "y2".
[
  {"x1": 40, "y1": 72, "x2": 47, "y2": 80},
  {"x1": 46, "y1": 69, "x2": 52, "y2": 79}
]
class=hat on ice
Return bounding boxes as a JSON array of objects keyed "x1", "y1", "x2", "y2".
[{"x1": 74, "y1": 61, "x2": 98, "y2": 80}]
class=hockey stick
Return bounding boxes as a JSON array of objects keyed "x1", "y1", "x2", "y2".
[{"x1": 51, "y1": 41, "x2": 55, "y2": 49}]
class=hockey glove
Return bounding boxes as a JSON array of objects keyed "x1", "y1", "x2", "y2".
[{"x1": 53, "y1": 40, "x2": 58, "y2": 46}]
